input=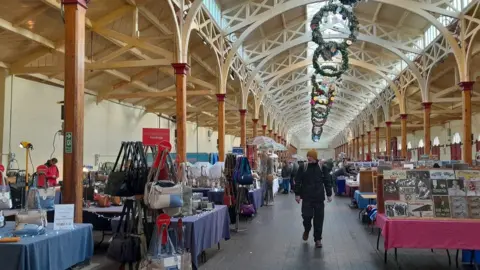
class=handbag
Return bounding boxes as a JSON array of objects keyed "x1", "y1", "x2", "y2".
[
  {"x1": 117, "y1": 142, "x2": 149, "y2": 197},
  {"x1": 144, "y1": 181, "x2": 183, "y2": 210},
  {"x1": 38, "y1": 180, "x2": 55, "y2": 210},
  {"x1": 0, "y1": 171, "x2": 12, "y2": 210},
  {"x1": 16, "y1": 175, "x2": 48, "y2": 230},
  {"x1": 96, "y1": 194, "x2": 111, "y2": 207},
  {"x1": 238, "y1": 157, "x2": 254, "y2": 186},
  {"x1": 111, "y1": 196, "x2": 122, "y2": 206},
  {"x1": 240, "y1": 204, "x2": 255, "y2": 217},
  {"x1": 223, "y1": 183, "x2": 235, "y2": 207},
  {"x1": 107, "y1": 200, "x2": 142, "y2": 263},
  {"x1": 105, "y1": 142, "x2": 134, "y2": 196}
]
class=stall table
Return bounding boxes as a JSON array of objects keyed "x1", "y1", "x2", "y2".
[
  {"x1": 375, "y1": 214, "x2": 480, "y2": 266},
  {"x1": 207, "y1": 190, "x2": 224, "y2": 205},
  {"x1": 248, "y1": 188, "x2": 263, "y2": 211},
  {"x1": 0, "y1": 223, "x2": 93, "y2": 270},
  {"x1": 345, "y1": 181, "x2": 359, "y2": 197},
  {"x1": 192, "y1": 188, "x2": 211, "y2": 197},
  {"x1": 170, "y1": 205, "x2": 231, "y2": 269}
]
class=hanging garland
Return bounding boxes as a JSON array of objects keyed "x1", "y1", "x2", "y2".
[
  {"x1": 310, "y1": 3, "x2": 359, "y2": 47},
  {"x1": 312, "y1": 44, "x2": 349, "y2": 78},
  {"x1": 339, "y1": 0, "x2": 364, "y2": 6}
]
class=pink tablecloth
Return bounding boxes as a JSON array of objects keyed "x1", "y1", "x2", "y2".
[
  {"x1": 345, "y1": 184, "x2": 358, "y2": 197},
  {"x1": 375, "y1": 213, "x2": 480, "y2": 251}
]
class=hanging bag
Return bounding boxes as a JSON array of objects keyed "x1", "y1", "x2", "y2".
[
  {"x1": 107, "y1": 200, "x2": 142, "y2": 264},
  {"x1": 0, "y1": 171, "x2": 12, "y2": 210},
  {"x1": 238, "y1": 157, "x2": 254, "y2": 185},
  {"x1": 15, "y1": 174, "x2": 47, "y2": 230},
  {"x1": 105, "y1": 142, "x2": 133, "y2": 196},
  {"x1": 37, "y1": 173, "x2": 55, "y2": 210}
]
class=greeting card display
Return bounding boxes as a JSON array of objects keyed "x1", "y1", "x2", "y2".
[
  {"x1": 450, "y1": 196, "x2": 468, "y2": 218},
  {"x1": 456, "y1": 170, "x2": 480, "y2": 196},
  {"x1": 384, "y1": 179, "x2": 399, "y2": 200},
  {"x1": 468, "y1": 197, "x2": 480, "y2": 219},
  {"x1": 447, "y1": 179, "x2": 465, "y2": 196},
  {"x1": 406, "y1": 170, "x2": 431, "y2": 202},
  {"x1": 385, "y1": 201, "x2": 408, "y2": 217},
  {"x1": 433, "y1": 196, "x2": 451, "y2": 218},
  {"x1": 407, "y1": 202, "x2": 434, "y2": 218}
]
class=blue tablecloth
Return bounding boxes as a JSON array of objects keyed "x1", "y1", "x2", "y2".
[
  {"x1": 192, "y1": 188, "x2": 210, "y2": 197},
  {"x1": 248, "y1": 189, "x2": 263, "y2": 211},
  {"x1": 336, "y1": 177, "x2": 346, "y2": 195},
  {"x1": 0, "y1": 223, "x2": 93, "y2": 270},
  {"x1": 208, "y1": 190, "x2": 224, "y2": 205},
  {"x1": 354, "y1": 190, "x2": 376, "y2": 209},
  {"x1": 171, "y1": 205, "x2": 230, "y2": 268}
]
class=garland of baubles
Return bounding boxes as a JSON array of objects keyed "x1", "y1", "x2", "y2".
[
  {"x1": 309, "y1": 0, "x2": 361, "y2": 141},
  {"x1": 310, "y1": 74, "x2": 337, "y2": 142}
]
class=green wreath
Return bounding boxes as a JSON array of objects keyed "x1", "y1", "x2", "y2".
[
  {"x1": 310, "y1": 3, "x2": 359, "y2": 47},
  {"x1": 312, "y1": 45, "x2": 349, "y2": 78}
]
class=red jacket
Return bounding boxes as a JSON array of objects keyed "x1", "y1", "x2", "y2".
[{"x1": 38, "y1": 165, "x2": 59, "y2": 186}]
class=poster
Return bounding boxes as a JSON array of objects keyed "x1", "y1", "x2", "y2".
[
  {"x1": 384, "y1": 179, "x2": 399, "y2": 200},
  {"x1": 433, "y1": 196, "x2": 451, "y2": 218},
  {"x1": 450, "y1": 196, "x2": 468, "y2": 219},
  {"x1": 406, "y1": 170, "x2": 432, "y2": 202},
  {"x1": 407, "y1": 202, "x2": 434, "y2": 218},
  {"x1": 385, "y1": 201, "x2": 408, "y2": 217},
  {"x1": 447, "y1": 179, "x2": 466, "y2": 196},
  {"x1": 468, "y1": 197, "x2": 480, "y2": 219}
]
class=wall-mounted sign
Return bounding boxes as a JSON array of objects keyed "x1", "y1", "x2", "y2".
[
  {"x1": 142, "y1": 128, "x2": 170, "y2": 146},
  {"x1": 232, "y1": 147, "x2": 244, "y2": 155}
]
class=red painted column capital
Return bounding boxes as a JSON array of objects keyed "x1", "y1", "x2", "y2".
[
  {"x1": 400, "y1": 114, "x2": 408, "y2": 120},
  {"x1": 252, "y1": 118, "x2": 259, "y2": 124},
  {"x1": 385, "y1": 121, "x2": 392, "y2": 127},
  {"x1": 459, "y1": 81, "x2": 475, "y2": 91},
  {"x1": 171, "y1": 63, "x2": 190, "y2": 74},
  {"x1": 375, "y1": 127, "x2": 380, "y2": 131},
  {"x1": 216, "y1": 94, "x2": 226, "y2": 102},
  {"x1": 239, "y1": 109, "x2": 247, "y2": 115},
  {"x1": 422, "y1": 102, "x2": 432, "y2": 109},
  {"x1": 62, "y1": 0, "x2": 88, "y2": 8}
]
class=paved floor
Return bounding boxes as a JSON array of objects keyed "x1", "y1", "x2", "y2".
[{"x1": 89, "y1": 194, "x2": 477, "y2": 270}]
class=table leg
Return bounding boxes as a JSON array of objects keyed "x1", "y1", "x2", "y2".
[
  {"x1": 431, "y1": 249, "x2": 434, "y2": 253},
  {"x1": 384, "y1": 250, "x2": 388, "y2": 264},
  {"x1": 376, "y1": 228, "x2": 381, "y2": 250},
  {"x1": 394, "y1": 248, "x2": 398, "y2": 262},
  {"x1": 218, "y1": 242, "x2": 221, "y2": 250},
  {"x1": 446, "y1": 249, "x2": 451, "y2": 266},
  {"x1": 358, "y1": 209, "x2": 363, "y2": 219},
  {"x1": 456, "y1": 249, "x2": 459, "y2": 269}
]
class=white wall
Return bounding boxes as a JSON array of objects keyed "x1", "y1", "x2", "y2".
[
  {"x1": 297, "y1": 148, "x2": 335, "y2": 160},
  {"x1": 1, "y1": 76, "x2": 238, "y2": 178}
]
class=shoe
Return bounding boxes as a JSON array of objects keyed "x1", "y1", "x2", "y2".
[
  {"x1": 302, "y1": 231, "x2": 309, "y2": 241},
  {"x1": 315, "y1": 240, "x2": 322, "y2": 248}
]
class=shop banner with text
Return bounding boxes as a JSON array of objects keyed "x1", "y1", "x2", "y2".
[{"x1": 142, "y1": 128, "x2": 170, "y2": 146}]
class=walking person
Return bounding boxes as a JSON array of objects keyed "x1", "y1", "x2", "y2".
[
  {"x1": 281, "y1": 161, "x2": 292, "y2": 194},
  {"x1": 295, "y1": 150, "x2": 333, "y2": 248},
  {"x1": 290, "y1": 160, "x2": 299, "y2": 193}
]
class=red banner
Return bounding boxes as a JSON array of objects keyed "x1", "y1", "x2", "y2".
[{"x1": 142, "y1": 128, "x2": 170, "y2": 146}]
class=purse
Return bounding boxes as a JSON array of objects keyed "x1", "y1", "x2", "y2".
[
  {"x1": 223, "y1": 183, "x2": 235, "y2": 207},
  {"x1": 0, "y1": 171, "x2": 12, "y2": 210},
  {"x1": 238, "y1": 157, "x2": 254, "y2": 186},
  {"x1": 107, "y1": 200, "x2": 142, "y2": 263},
  {"x1": 105, "y1": 142, "x2": 134, "y2": 196},
  {"x1": 111, "y1": 196, "x2": 122, "y2": 206},
  {"x1": 97, "y1": 194, "x2": 111, "y2": 207},
  {"x1": 240, "y1": 204, "x2": 255, "y2": 217},
  {"x1": 38, "y1": 180, "x2": 55, "y2": 210},
  {"x1": 144, "y1": 181, "x2": 183, "y2": 210},
  {"x1": 117, "y1": 142, "x2": 149, "y2": 197},
  {"x1": 15, "y1": 175, "x2": 48, "y2": 230}
]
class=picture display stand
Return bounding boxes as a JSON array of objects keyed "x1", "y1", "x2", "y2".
[{"x1": 381, "y1": 169, "x2": 480, "y2": 219}]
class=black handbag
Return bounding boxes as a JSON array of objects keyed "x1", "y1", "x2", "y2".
[
  {"x1": 117, "y1": 142, "x2": 148, "y2": 197},
  {"x1": 9, "y1": 172, "x2": 27, "y2": 209},
  {"x1": 107, "y1": 200, "x2": 142, "y2": 264},
  {"x1": 105, "y1": 142, "x2": 134, "y2": 196}
]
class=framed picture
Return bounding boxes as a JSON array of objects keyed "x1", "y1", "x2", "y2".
[
  {"x1": 447, "y1": 179, "x2": 466, "y2": 196},
  {"x1": 450, "y1": 196, "x2": 468, "y2": 219},
  {"x1": 433, "y1": 196, "x2": 451, "y2": 218},
  {"x1": 385, "y1": 201, "x2": 408, "y2": 217}
]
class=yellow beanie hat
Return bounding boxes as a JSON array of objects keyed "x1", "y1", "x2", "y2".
[{"x1": 307, "y1": 149, "x2": 318, "y2": 160}]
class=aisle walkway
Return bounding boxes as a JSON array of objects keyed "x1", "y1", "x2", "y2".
[{"x1": 200, "y1": 194, "x2": 474, "y2": 270}]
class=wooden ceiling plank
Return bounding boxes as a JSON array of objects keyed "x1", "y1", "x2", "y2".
[
  {"x1": 109, "y1": 90, "x2": 212, "y2": 99},
  {"x1": 0, "y1": 17, "x2": 56, "y2": 49}
]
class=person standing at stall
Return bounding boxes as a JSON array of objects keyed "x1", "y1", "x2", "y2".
[
  {"x1": 295, "y1": 150, "x2": 332, "y2": 248},
  {"x1": 45, "y1": 158, "x2": 59, "y2": 186},
  {"x1": 281, "y1": 161, "x2": 292, "y2": 194}
]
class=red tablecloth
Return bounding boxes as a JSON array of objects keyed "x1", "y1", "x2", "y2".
[
  {"x1": 375, "y1": 214, "x2": 480, "y2": 251},
  {"x1": 345, "y1": 183, "x2": 358, "y2": 197}
]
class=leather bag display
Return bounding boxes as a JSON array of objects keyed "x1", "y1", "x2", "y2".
[
  {"x1": 107, "y1": 200, "x2": 142, "y2": 264},
  {"x1": 0, "y1": 171, "x2": 12, "y2": 210},
  {"x1": 236, "y1": 157, "x2": 254, "y2": 186},
  {"x1": 16, "y1": 174, "x2": 48, "y2": 230},
  {"x1": 37, "y1": 178, "x2": 55, "y2": 210}
]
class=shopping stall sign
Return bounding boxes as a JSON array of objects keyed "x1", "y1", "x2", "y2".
[
  {"x1": 65, "y1": 132, "x2": 73, "y2": 153},
  {"x1": 54, "y1": 204, "x2": 74, "y2": 230},
  {"x1": 142, "y1": 128, "x2": 170, "y2": 146}
]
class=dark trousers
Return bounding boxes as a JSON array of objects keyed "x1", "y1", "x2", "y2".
[{"x1": 302, "y1": 200, "x2": 325, "y2": 241}]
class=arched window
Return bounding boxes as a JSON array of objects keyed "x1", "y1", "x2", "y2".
[
  {"x1": 418, "y1": 139, "x2": 424, "y2": 148},
  {"x1": 417, "y1": 139, "x2": 425, "y2": 159},
  {"x1": 398, "y1": 143, "x2": 402, "y2": 150},
  {"x1": 451, "y1": 133, "x2": 462, "y2": 160},
  {"x1": 432, "y1": 136, "x2": 441, "y2": 158},
  {"x1": 433, "y1": 137, "x2": 440, "y2": 146},
  {"x1": 407, "y1": 142, "x2": 412, "y2": 149},
  {"x1": 453, "y1": 133, "x2": 461, "y2": 144}
]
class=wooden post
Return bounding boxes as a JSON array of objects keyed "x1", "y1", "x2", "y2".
[
  {"x1": 422, "y1": 102, "x2": 432, "y2": 156},
  {"x1": 239, "y1": 109, "x2": 247, "y2": 153},
  {"x1": 172, "y1": 63, "x2": 189, "y2": 163},
  {"x1": 367, "y1": 131, "x2": 371, "y2": 160},
  {"x1": 385, "y1": 122, "x2": 392, "y2": 160},
  {"x1": 375, "y1": 127, "x2": 380, "y2": 157},
  {"x1": 361, "y1": 135, "x2": 365, "y2": 161},
  {"x1": 0, "y1": 69, "x2": 7, "y2": 159},
  {"x1": 459, "y1": 81, "x2": 474, "y2": 165},
  {"x1": 400, "y1": 114, "x2": 408, "y2": 159},
  {"x1": 62, "y1": 0, "x2": 87, "y2": 223},
  {"x1": 352, "y1": 138, "x2": 356, "y2": 160},
  {"x1": 216, "y1": 94, "x2": 226, "y2": 162},
  {"x1": 356, "y1": 137, "x2": 360, "y2": 161},
  {"x1": 252, "y1": 119, "x2": 258, "y2": 138},
  {"x1": 262, "y1": 125, "x2": 267, "y2": 136}
]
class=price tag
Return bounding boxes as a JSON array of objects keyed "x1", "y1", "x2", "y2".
[
  {"x1": 156, "y1": 213, "x2": 170, "y2": 245},
  {"x1": 54, "y1": 204, "x2": 74, "y2": 230}
]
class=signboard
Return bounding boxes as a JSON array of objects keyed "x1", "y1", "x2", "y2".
[
  {"x1": 54, "y1": 204, "x2": 74, "y2": 230},
  {"x1": 142, "y1": 128, "x2": 170, "y2": 146},
  {"x1": 420, "y1": 154, "x2": 430, "y2": 160},
  {"x1": 232, "y1": 147, "x2": 244, "y2": 155},
  {"x1": 65, "y1": 132, "x2": 73, "y2": 153}
]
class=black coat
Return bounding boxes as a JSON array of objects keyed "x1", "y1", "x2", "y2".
[{"x1": 295, "y1": 162, "x2": 333, "y2": 202}]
